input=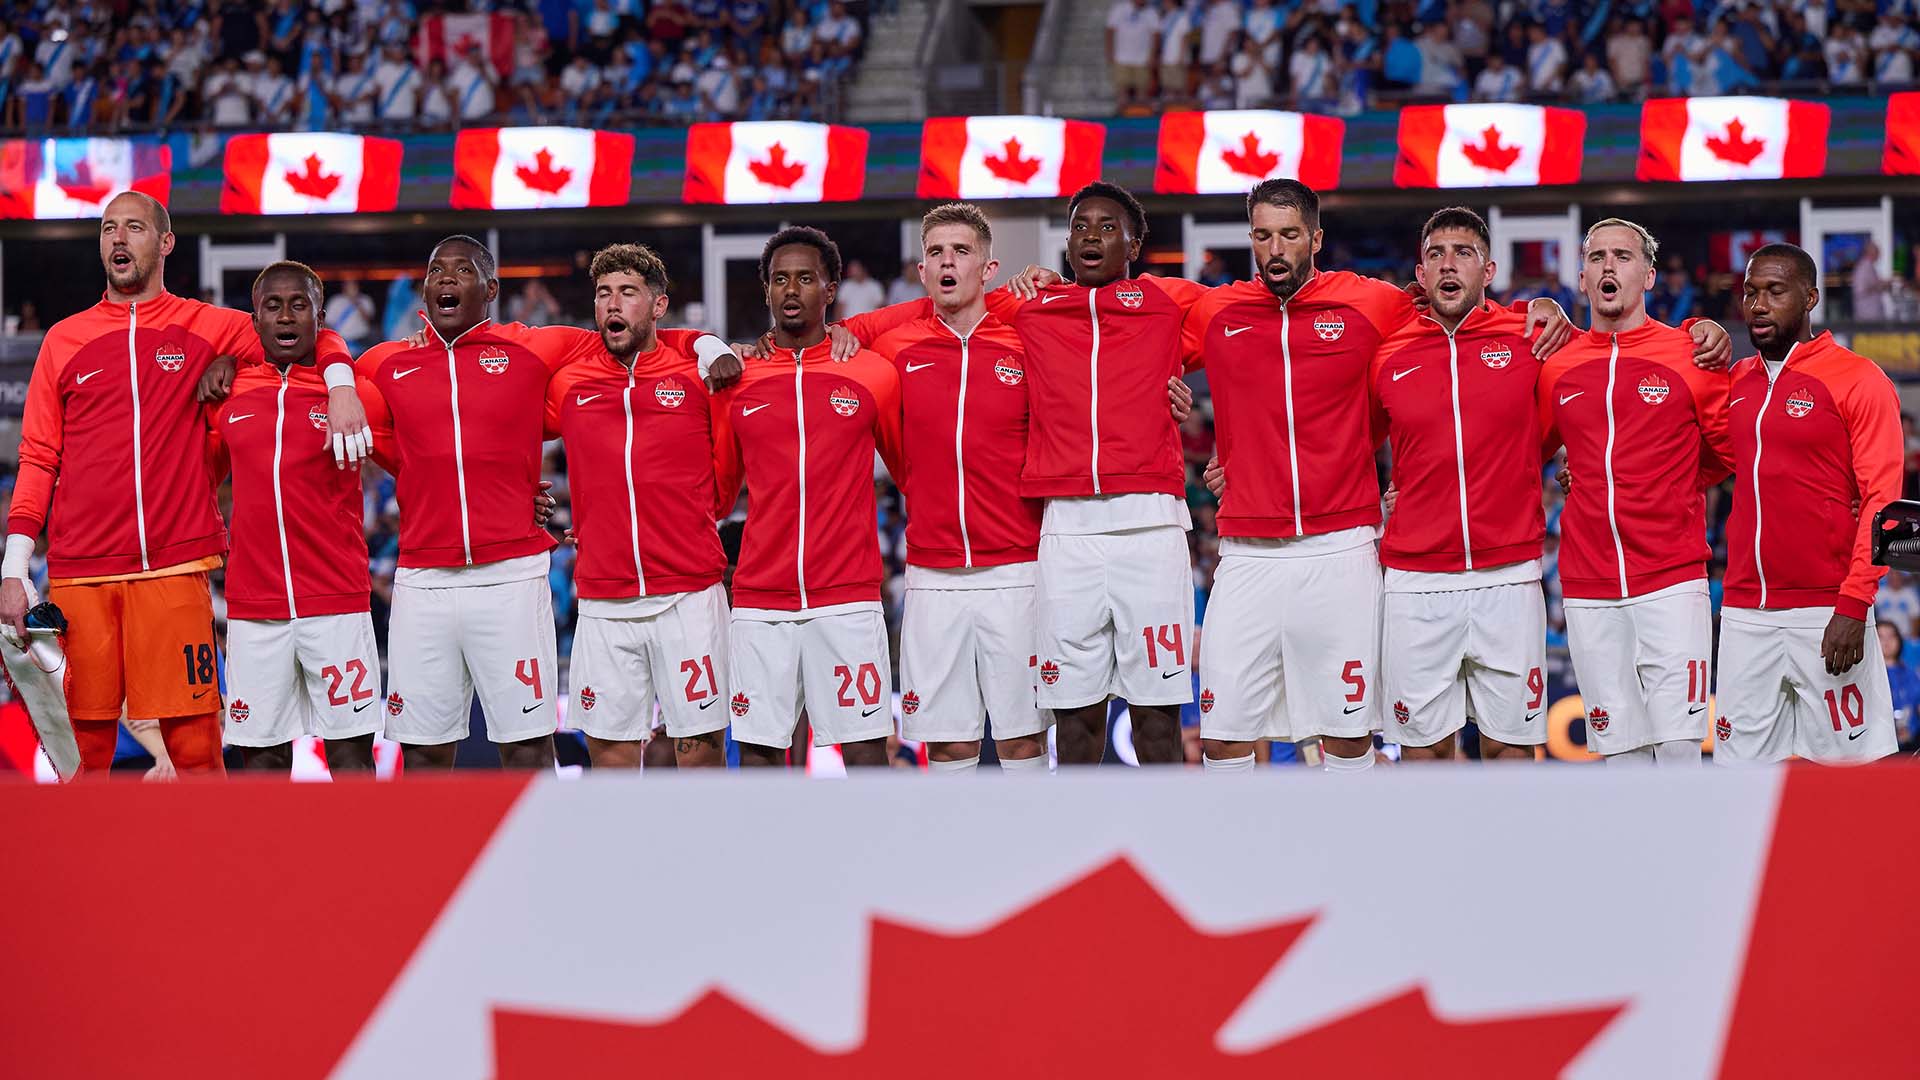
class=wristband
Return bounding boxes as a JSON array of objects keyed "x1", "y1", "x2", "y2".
[
  {"x1": 2, "y1": 534, "x2": 33, "y2": 581},
  {"x1": 322, "y1": 361, "x2": 356, "y2": 391},
  {"x1": 692, "y1": 334, "x2": 732, "y2": 380}
]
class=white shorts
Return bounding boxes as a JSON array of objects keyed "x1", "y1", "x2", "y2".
[
  {"x1": 1566, "y1": 582, "x2": 1713, "y2": 755},
  {"x1": 899, "y1": 571, "x2": 1049, "y2": 743},
  {"x1": 1199, "y1": 539, "x2": 1382, "y2": 742},
  {"x1": 569, "y1": 584, "x2": 730, "y2": 741},
  {"x1": 1714, "y1": 607, "x2": 1897, "y2": 764},
  {"x1": 1383, "y1": 579, "x2": 1547, "y2": 748},
  {"x1": 384, "y1": 575, "x2": 559, "y2": 745},
  {"x1": 224, "y1": 612, "x2": 382, "y2": 746},
  {"x1": 1036, "y1": 526, "x2": 1194, "y2": 709},
  {"x1": 729, "y1": 607, "x2": 894, "y2": 749}
]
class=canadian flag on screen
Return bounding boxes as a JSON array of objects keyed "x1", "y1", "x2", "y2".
[
  {"x1": 1637, "y1": 97, "x2": 1829, "y2": 182},
  {"x1": 682, "y1": 122, "x2": 867, "y2": 204},
  {"x1": 0, "y1": 138, "x2": 170, "y2": 220},
  {"x1": 221, "y1": 133, "x2": 402, "y2": 215},
  {"x1": 451, "y1": 127, "x2": 634, "y2": 210},
  {"x1": 1883, "y1": 92, "x2": 1920, "y2": 175},
  {"x1": 415, "y1": 13, "x2": 517, "y2": 78},
  {"x1": 1155, "y1": 110, "x2": 1343, "y2": 194},
  {"x1": 1394, "y1": 104, "x2": 1585, "y2": 188},
  {"x1": 917, "y1": 116, "x2": 1104, "y2": 199}
]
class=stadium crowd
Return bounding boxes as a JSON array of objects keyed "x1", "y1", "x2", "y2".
[
  {"x1": 0, "y1": 0, "x2": 869, "y2": 134},
  {"x1": 1105, "y1": 0, "x2": 1920, "y2": 112}
]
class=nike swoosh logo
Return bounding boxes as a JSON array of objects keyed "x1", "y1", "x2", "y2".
[
  {"x1": 1525, "y1": 712, "x2": 1540, "y2": 723},
  {"x1": 1223, "y1": 325, "x2": 1251, "y2": 338},
  {"x1": 227, "y1": 413, "x2": 254, "y2": 423},
  {"x1": 1730, "y1": 396, "x2": 1746, "y2": 407},
  {"x1": 698, "y1": 697, "x2": 719, "y2": 710},
  {"x1": 861, "y1": 706, "x2": 883, "y2": 717},
  {"x1": 1688, "y1": 705, "x2": 1706, "y2": 715},
  {"x1": 193, "y1": 689, "x2": 211, "y2": 700},
  {"x1": 75, "y1": 368, "x2": 103, "y2": 384},
  {"x1": 1559, "y1": 391, "x2": 1584, "y2": 405},
  {"x1": 522, "y1": 703, "x2": 544, "y2": 714},
  {"x1": 1342, "y1": 704, "x2": 1365, "y2": 714},
  {"x1": 1849, "y1": 728, "x2": 1865, "y2": 741},
  {"x1": 354, "y1": 701, "x2": 374, "y2": 713},
  {"x1": 1391, "y1": 366, "x2": 1420, "y2": 382},
  {"x1": 575, "y1": 394, "x2": 600, "y2": 405},
  {"x1": 1039, "y1": 294, "x2": 1069, "y2": 304},
  {"x1": 393, "y1": 366, "x2": 421, "y2": 380},
  {"x1": 1161, "y1": 669, "x2": 1185, "y2": 679},
  {"x1": 904, "y1": 362, "x2": 935, "y2": 373},
  {"x1": 742, "y1": 404, "x2": 772, "y2": 416}
]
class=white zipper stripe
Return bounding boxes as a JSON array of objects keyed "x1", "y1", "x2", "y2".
[
  {"x1": 792, "y1": 348, "x2": 809, "y2": 609},
  {"x1": 1279, "y1": 305, "x2": 1302, "y2": 536},
  {"x1": 272, "y1": 374, "x2": 297, "y2": 617},
  {"x1": 126, "y1": 302, "x2": 149, "y2": 571},
  {"x1": 954, "y1": 332, "x2": 972, "y2": 566},
  {"x1": 1087, "y1": 288, "x2": 1101, "y2": 495},
  {"x1": 622, "y1": 371, "x2": 645, "y2": 595},
  {"x1": 435, "y1": 320, "x2": 490, "y2": 566},
  {"x1": 1751, "y1": 342, "x2": 1795, "y2": 608},
  {"x1": 1602, "y1": 335, "x2": 1627, "y2": 598},
  {"x1": 1444, "y1": 327, "x2": 1473, "y2": 569}
]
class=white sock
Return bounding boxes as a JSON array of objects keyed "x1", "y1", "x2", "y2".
[
  {"x1": 929, "y1": 755, "x2": 979, "y2": 774},
  {"x1": 1322, "y1": 749, "x2": 1374, "y2": 774},
  {"x1": 1654, "y1": 739, "x2": 1703, "y2": 767},
  {"x1": 998, "y1": 752, "x2": 1049, "y2": 774},
  {"x1": 1605, "y1": 745, "x2": 1657, "y2": 766},
  {"x1": 1203, "y1": 752, "x2": 1257, "y2": 772}
]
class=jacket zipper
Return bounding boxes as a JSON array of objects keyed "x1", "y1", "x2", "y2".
[
  {"x1": 1751, "y1": 341, "x2": 1796, "y2": 608},
  {"x1": 272, "y1": 371, "x2": 297, "y2": 617},
  {"x1": 622, "y1": 367, "x2": 646, "y2": 595},
  {"x1": 1279, "y1": 303, "x2": 1302, "y2": 536},
  {"x1": 941, "y1": 317, "x2": 978, "y2": 566},
  {"x1": 1424, "y1": 313, "x2": 1475, "y2": 569},
  {"x1": 437, "y1": 320, "x2": 487, "y2": 565},
  {"x1": 126, "y1": 301, "x2": 149, "y2": 571},
  {"x1": 1603, "y1": 334, "x2": 1627, "y2": 597},
  {"x1": 792, "y1": 347, "x2": 809, "y2": 608},
  {"x1": 1086, "y1": 288, "x2": 1101, "y2": 494}
]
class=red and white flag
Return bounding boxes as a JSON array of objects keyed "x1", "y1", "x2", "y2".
[
  {"x1": 1155, "y1": 110, "x2": 1343, "y2": 194},
  {"x1": 221, "y1": 133, "x2": 402, "y2": 215},
  {"x1": 451, "y1": 127, "x2": 634, "y2": 210},
  {"x1": 1394, "y1": 104, "x2": 1585, "y2": 188},
  {"x1": 1883, "y1": 92, "x2": 1920, "y2": 176},
  {"x1": 917, "y1": 116, "x2": 1104, "y2": 199},
  {"x1": 682, "y1": 122, "x2": 868, "y2": 204},
  {"x1": 1637, "y1": 96, "x2": 1829, "y2": 182},
  {"x1": 0, "y1": 137, "x2": 170, "y2": 220},
  {"x1": 415, "y1": 13, "x2": 517, "y2": 78}
]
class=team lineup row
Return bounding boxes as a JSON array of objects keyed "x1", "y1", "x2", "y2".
[{"x1": 0, "y1": 179, "x2": 1900, "y2": 777}]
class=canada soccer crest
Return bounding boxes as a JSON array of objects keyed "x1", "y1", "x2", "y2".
[
  {"x1": 1115, "y1": 286, "x2": 1144, "y2": 309},
  {"x1": 1039, "y1": 660, "x2": 1061, "y2": 686},
  {"x1": 1716, "y1": 716, "x2": 1732, "y2": 741},
  {"x1": 477, "y1": 348, "x2": 510, "y2": 375},
  {"x1": 730, "y1": 692, "x2": 750, "y2": 717},
  {"x1": 386, "y1": 691, "x2": 405, "y2": 717},
  {"x1": 654, "y1": 377, "x2": 686, "y2": 408},
  {"x1": 1313, "y1": 314, "x2": 1346, "y2": 341},
  {"x1": 308, "y1": 405, "x2": 329, "y2": 431},
  {"x1": 828, "y1": 385, "x2": 860, "y2": 417},
  {"x1": 1199, "y1": 689, "x2": 1214, "y2": 714},
  {"x1": 1637, "y1": 375, "x2": 1669, "y2": 406},
  {"x1": 1480, "y1": 345, "x2": 1512, "y2": 370},
  {"x1": 1393, "y1": 700, "x2": 1410, "y2": 725},
  {"x1": 994, "y1": 357, "x2": 1024, "y2": 386},
  {"x1": 153, "y1": 345, "x2": 186, "y2": 373},
  {"x1": 1587, "y1": 707, "x2": 1610, "y2": 734},
  {"x1": 901, "y1": 691, "x2": 920, "y2": 716},
  {"x1": 579, "y1": 687, "x2": 596, "y2": 712},
  {"x1": 1784, "y1": 390, "x2": 1815, "y2": 419},
  {"x1": 229, "y1": 699, "x2": 249, "y2": 723}
]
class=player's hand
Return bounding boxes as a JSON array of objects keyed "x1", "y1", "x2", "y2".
[
  {"x1": 0, "y1": 576, "x2": 34, "y2": 648},
  {"x1": 738, "y1": 335, "x2": 771, "y2": 360},
  {"x1": 1689, "y1": 319, "x2": 1732, "y2": 371},
  {"x1": 1821, "y1": 612, "x2": 1867, "y2": 676},
  {"x1": 1168, "y1": 377, "x2": 1194, "y2": 421},
  {"x1": 406, "y1": 327, "x2": 431, "y2": 349},
  {"x1": 1404, "y1": 280, "x2": 1431, "y2": 311},
  {"x1": 562, "y1": 527, "x2": 578, "y2": 546},
  {"x1": 1525, "y1": 298, "x2": 1574, "y2": 358},
  {"x1": 324, "y1": 385, "x2": 373, "y2": 469},
  {"x1": 1556, "y1": 467, "x2": 1573, "y2": 494},
  {"x1": 705, "y1": 348, "x2": 744, "y2": 391},
  {"x1": 1008, "y1": 264, "x2": 1063, "y2": 300},
  {"x1": 196, "y1": 355, "x2": 237, "y2": 403},
  {"x1": 533, "y1": 480, "x2": 556, "y2": 527},
  {"x1": 1202, "y1": 456, "x2": 1225, "y2": 498},
  {"x1": 1383, "y1": 483, "x2": 1399, "y2": 520},
  {"x1": 143, "y1": 757, "x2": 176, "y2": 783},
  {"x1": 827, "y1": 323, "x2": 860, "y2": 361}
]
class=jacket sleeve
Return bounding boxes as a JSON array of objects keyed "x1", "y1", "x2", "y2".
[
  {"x1": 203, "y1": 305, "x2": 351, "y2": 371},
  {"x1": 1178, "y1": 287, "x2": 1223, "y2": 372},
  {"x1": 204, "y1": 417, "x2": 230, "y2": 485},
  {"x1": 1146, "y1": 274, "x2": 1212, "y2": 313},
  {"x1": 1682, "y1": 361, "x2": 1734, "y2": 488},
  {"x1": 357, "y1": 376, "x2": 399, "y2": 476},
  {"x1": 863, "y1": 354, "x2": 908, "y2": 483},
  {"x1": 494, "y1": 322, "x2": 598, "y2": 374},
  {"x1": 355, "y1": 339, "x2": 400, "y2": 381},
  {"x1": 7, "y1": 331, "x2": 66, "y2": 537},
  {"x1": 709, "y1": 387, "x2": 744, "y2": 518},
  {"x1": 1837, "y1": 367, "x2": 1905, "y2": 620},
  {"x1": 541, "y1": 365, "x2": 567, "y2": 441},
  {"x1": 840, "y1": 297, "x2": 934, "y2": 346},
  {"x1": 1536, "y1": 361, "x2": 1565, "y2": 463}
]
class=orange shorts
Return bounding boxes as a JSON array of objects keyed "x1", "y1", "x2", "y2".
[{"x1": 51, "y1": 573, "x2": 221, "y2": 722}]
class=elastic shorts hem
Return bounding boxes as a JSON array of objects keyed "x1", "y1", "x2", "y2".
[
  {"x1": 489, "y1": 723, "x2": 559, "y2": 744},
  {"x1": 817, "y1": 722, "x2": 895, "y2": 747},
  {"x1": 1389, "y1": 718, "x2": 1465, "y2": 748}
]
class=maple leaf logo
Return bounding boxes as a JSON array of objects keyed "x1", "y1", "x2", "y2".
[
  {"x1": 490, "y1": 859, "x2": 1621, "y2": 1077},
  {"x1": 748, "y1": 142, "x2": 806, "y2": 189},
  {"x1": 1220, "y1": 131, "x2": 1280, "y2": 179},
  {"x1": 514, "y1": 148, "x2": 573, "y2": 195},
  {"x1": 1461, "y1": 125, "x2": 1523, "y2": 172},
  {"x1": 982, "y1": 137, "x2": 1042, "y2": 185},
  {"x1": 56, "y1": 180, "x2": 113, "y2": 204},
  {"x1": 1704, "y1": 117, "x2": 1765, "y2": 166},
  {"x1": 285, "y1": 154, "x2": 341, "y2": 200}
]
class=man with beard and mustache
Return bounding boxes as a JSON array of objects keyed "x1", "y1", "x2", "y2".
[
  {"x1": 0, "y1": 193, "x2": 363, "y2": 777},
  {"x1": 1714, "y1": 243, "x2": 1901, "y2": 763},
  {"x1": 544, "y1": 243, "x2": 731, "y2": 769},
  {"x1": 1538, "y1": 219, "x2": 1735, "y2": 766}
]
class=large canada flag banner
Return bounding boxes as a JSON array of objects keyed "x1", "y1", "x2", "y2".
[
  {"x1": 1883, "y1": 92, "x2": 1920, "y2": 176},
  {"x1": 1394, "y1": 104, "x2": 1585, "y2": 188},
  {"x1": 221, "y1": 133, "x2": 403, "y2": 215},
  {"x1": 451, "y1": 127, "x2": 634, "y2": 210},
  {"x1": 682, "y1": 121, "x2": 867, "y2": 204},
  {"x1": 0, "y1": 137, "x2": 170, "y2": 219},
  {"x1": 917, "y1": 116, "x2": 1104, "y2": 199},
  {"x1": 415, "y1": 13, "x2": 517, "y2": 78},
  {"x1": 1155, "y1": 110, "x2": 1344, "y2": 194},
  {"x1": 1637, "y1": 96, "x2": 1829, "y2": 182}
]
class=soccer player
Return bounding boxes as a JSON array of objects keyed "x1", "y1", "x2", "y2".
[
  {"x1": 0, "y1": 192, "x2": 359, "y2": 776},
  {"x1": 546, "y1": 243, "x2": 731, "y2": 769},
  {"x1": 213, "y1": 261, "x2": 397, "y2": 773},
  {"x1": 1539, "y1": 219, "x2": 1734, "y2": 766},
  {"x1": 1715, "y1": 243, "x2": 1902, "y2": 763},
  {"x1": 716, "y1": 227, "x2": 906, "y2": 768}
]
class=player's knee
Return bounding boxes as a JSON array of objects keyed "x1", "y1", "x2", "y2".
[
  {"x1": 586, "y1": 735, "x2": 644, "y2": 769},
  {"x1": 928, "y1": 739, "x2": 982, "y2": 762},
  {"x1": 498, "y1": 735, "x2": 555, "y2": 769},
  {"x1": 324, "y1": 735, "x2": 376, "y2": 773},
  {"x1": 240, "y1": 742, "x2": 295, "y2": 771},
  {"x1": 158, "y1": 713, "x2": 225, "y2": 773},
  {"x1": 839, "y1": 737, "x2": 890, "y2": 768},
  {"x1": 736, "y1": 741, "x2": 787, "y2": 767},
  {"x1": 994, "y1": 733, "x2": 1047, "y2": 760}
]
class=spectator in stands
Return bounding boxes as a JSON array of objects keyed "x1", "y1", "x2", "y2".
[
  {"x1": 370, "y1": 38, "x2": 417, "y2": 126},
  {"x1": 253, "y1": 53, "x2": 295, "y2": 127},
  {"x1": 1199, "y1": 0, "x2": 1242, "y2": 70},
  {"x1": 1878, "y1": 621, "x2": 1920, "y2": 751},
  {"x1": 1871, "y1": 12, "x2": 1919, "y2": 84},
  {"x1": 507, "y1": 280, "x2": 561, "y2": 328},
  {"x1": 63, "y1": 60, "x2": 99, "y2": 131},
  {"x1": 1107, "y1": 0, "x2": 1161, "y2": 108},
  {"x1": 781, "y1": 7, "x2": 814, "y2": 63},
  {"x1": 1381, "y1": 24, "x2": 1423, "y2": 89},
  {"x1": 1474, "y1": 51, "x2": 1521, "y2": 99},
  {"x1": 446, "y1": 44, "x2": 496, "y2": 125},
  {"x1": 325, "y1": 279, "x2": 377, "y2": 354},
  {"x1": 1224, "y1": 34, "x2": 1268, "y2": 105},
  {"x1": 696, "y1": 49, "x2": 742, "y2": 119},
  {"x1": 203, "y1": 55, "x2": 251, "y2": 126},
  {"x1": 1607, "y1": 18, "x2": 1651, "y2": 97},
  {"x1": 1288, "y1": 33, "x2": 1335, "y2": 107},
  {"x1": 1776, "y1": 12, "x2": 1826, "y2": 82},
  {"x1": 1197, "y1": 250, "x2": 1233, "y2": 287},
  {"x1": 886, "y1": 268, "x2": 921, "y2": 306},
  {"x1": 1661, "y1": 14, "x2": 1704, "y2": 91},
  {"x1": 1526, "y1": 21, "x2": 1567, "y2": 94},
  {"x1": 560, "y1": 52, "x2": 601, "y2": 125},
  {"x1": 816, "y1": 1, "x2": 861, "y2": 78},
  {"x1": 1853, "y1": 240, "x2": 1891, "y2": 321},
  {"x1": 332, "y1": 50, "x2": 377, "y2": 128},
  {"x1": 1413, "y1": 21, "x2": 1464, "y2": 96},
  {"x1": 1826, "y1": 20, "x2": 1869, "y2": 86},
  {"x1": 836, "y1": 260, "x2": 886, "y2": 318},
  {"x1": 417, "y1": 57, "x2": 453, "y2": 128},
  {"x1": 214, "y1": 1, "x2": 266, "y2": 64},
  {"x1": 1569, "y1": 51, "x2": 1616, "y2": 101},
  {"x1": 1245, "y1": 0, "x2": 1282, "y2": 70},
  {"x1": 1199, "y1": 59, "x2": 1235, "y2": 106},
  {"x1": 1646, "y1": 257, "x2": 1699, "y2": 324}
]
